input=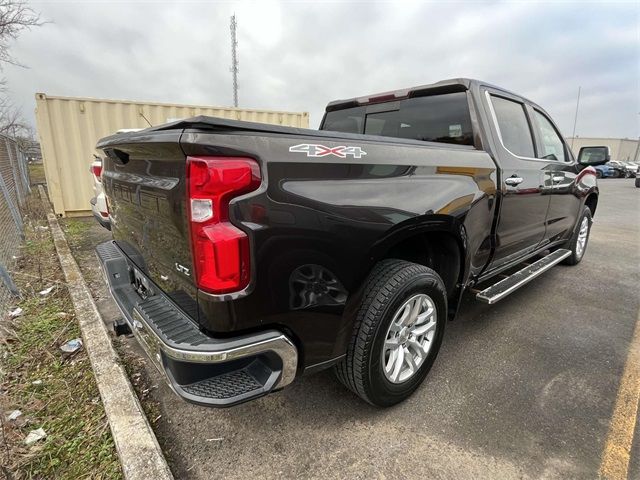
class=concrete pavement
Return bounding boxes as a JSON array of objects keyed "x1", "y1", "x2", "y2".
[{"x1": 69, "y1": 178, "x2": 640, "y2": 479}]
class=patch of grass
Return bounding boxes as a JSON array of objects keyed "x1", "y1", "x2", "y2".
[
  {"x1": 28, "y1": 163, "x2": 46, "y2": 186},
  {"x1": 63, "y1": 218, "x2": 90, "y2": 241},
  {"x1": 1, "y1": 196, "x2": 121, "y2": 479},
  {"x1": 22, "y1": 237, "x2": 49, "y2": 257}
]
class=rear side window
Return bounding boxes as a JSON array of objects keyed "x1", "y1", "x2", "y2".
[
  {"x1": 322, "y1": 92, "x2": 474, "y2": 146},
  {"x1": 490, "y1": 95, "x2": 535, "y2": 158},
  {"x1": 322, "y1": 106, "x2": 365, "y2": 134},
  {"x1": 532, "y1": 110, "x2": 567, "y2": 162}
]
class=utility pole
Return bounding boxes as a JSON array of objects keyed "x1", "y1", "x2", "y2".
[
  {"x1": 570, "y1": 86, "x2": 581, "y2": 150},
  {"x1": 230, "y1": 14, "x2": 239, "y2": 108}
]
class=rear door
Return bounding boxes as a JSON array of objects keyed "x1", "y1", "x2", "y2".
[{"x1": 483, "y1": 89, "x2": 550, "y2": 269}]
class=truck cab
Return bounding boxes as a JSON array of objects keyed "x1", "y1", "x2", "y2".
[{"x1": 321, "y1": 79, "x2": 600, "y2": 278}]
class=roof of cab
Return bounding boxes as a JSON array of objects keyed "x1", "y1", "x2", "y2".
[{"x1": 324, "y1": 78, "x2": 534, "y2": 112}]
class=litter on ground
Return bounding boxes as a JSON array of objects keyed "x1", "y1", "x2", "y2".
[
  {"x1": 7, "y1": 409, "x2": 22, "y2": 421},
  {"x1": 60, "y1": 338, "x2": 83, "y2": 353},
  {"x1": 24, "y1": 428, "x2": 47, "y2": 445},
  {"x1": 39, "y1": 286, "x2": 54, "y2": 296}
]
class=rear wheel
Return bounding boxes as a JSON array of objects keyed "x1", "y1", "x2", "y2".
[
  {"x1": 562, "y1": 206, "x2": 592, "y2": 265},
  {"x1": 334, "y1": 259, "x2": 447, "y2": 407},
  {"x1": 595, "y1": 170, "x2": 603, "y2": 179}
]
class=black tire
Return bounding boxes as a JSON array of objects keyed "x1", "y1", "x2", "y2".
[
  {"x1": 596, "y1": 170, "x2": 603, "y2": 179},
  {"x1": 562, "y1": 206, "x2": 592, "y2": 266},
  {"x1": 334, "y1": 259, "x2": 447, "y2": 407},
  {"x1": 635, "y1": 176, "x2": 640, "y2": 188}
]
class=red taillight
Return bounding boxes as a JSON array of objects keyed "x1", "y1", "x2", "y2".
[
  {"x1": 91, "y1": 163, "x2": 103, "y2": 182},
  {"x1": 187, "y1": 156, "x2": 260, "y2": 294}
]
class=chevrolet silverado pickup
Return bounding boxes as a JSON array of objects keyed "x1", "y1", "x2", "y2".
[{"x1": 95, "y1": 78, "x2": 608, "y2": 408}]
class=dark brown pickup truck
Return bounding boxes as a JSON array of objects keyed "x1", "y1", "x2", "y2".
[{"x1": 96, "y1": 78, "x2": 607, "y2": 407}]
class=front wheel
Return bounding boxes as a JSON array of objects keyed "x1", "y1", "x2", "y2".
[
  {"x1": 562, "y1": 206, "x2": 592, "y2": 265},
  {"x1": 334, "y1": 259, "x2": 447, "y2": 407}
]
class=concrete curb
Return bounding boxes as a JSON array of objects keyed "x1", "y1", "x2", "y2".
[{"x1": 40, "y1": 186, "x2": 173, "y2": 480}]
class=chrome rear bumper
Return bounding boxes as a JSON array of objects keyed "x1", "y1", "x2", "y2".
[{"x1": 96, "y1": 241, "x2": 298, "y2": 407}]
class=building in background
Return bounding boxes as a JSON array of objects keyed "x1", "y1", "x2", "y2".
[
  {"x1": 35, "y1": 93, "x2": 309, "y2": 217},
  {"x1": 567, "y1": 137, "x2": 640, "y2": 162}
]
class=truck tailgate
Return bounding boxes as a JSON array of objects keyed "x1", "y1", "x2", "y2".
[{"x1": 100, "y1": 129, "x2": 198, "y2": 313}]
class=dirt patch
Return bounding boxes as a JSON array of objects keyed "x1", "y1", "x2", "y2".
[{"x1": 0, "y1": 196, "x2": 121, "y2": 479}]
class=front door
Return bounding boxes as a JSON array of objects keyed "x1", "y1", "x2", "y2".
[
  {"x1": 483, "y1": 90, "x2": 550, "y2": 269},
  {"x1": 528, "y1": 107, "x2": 582, "y2": 243}
]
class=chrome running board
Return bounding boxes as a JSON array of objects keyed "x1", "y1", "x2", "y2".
[{"x1": 475, "y1": 249, "x2": 571, "y2": 304}]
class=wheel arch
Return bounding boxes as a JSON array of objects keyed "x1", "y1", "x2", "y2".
[
  {"x1": 334, "y1": 214, "x2": 468, "y2": 364},
  {"x1": 584, "y1": 192, "x2": 598, "y2": 217},
  {"x1": 363, "y1": 214, "x2": 468, "y2": 306}
]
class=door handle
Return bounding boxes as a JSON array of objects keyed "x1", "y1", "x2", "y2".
[
  {"x1": 505, "y1": 176, "x2": 523, "y2": 186},
  {"x1": 552, "y1": 175, "x2": 564, "y2": 183}
]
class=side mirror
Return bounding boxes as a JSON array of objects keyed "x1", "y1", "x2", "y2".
[{"x1": 577, "y1": 146, "x2": 610, "y2": 166}]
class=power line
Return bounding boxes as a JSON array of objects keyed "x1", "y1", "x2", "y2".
[{"x1": 230, "y1": 14, "x2": 239, "y2": 108}]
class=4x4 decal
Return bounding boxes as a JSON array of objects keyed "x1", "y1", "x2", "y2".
[{"x1": 289, "y1": 143, "x2": 367, "y2": 159}]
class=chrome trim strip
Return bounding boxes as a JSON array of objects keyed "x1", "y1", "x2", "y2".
[
  {"x1": 484, "y1": 90, "x2": 570, "y2": 166},
  {"x1": 485, "y1": 90, "x2": 540, "y2": 163}
]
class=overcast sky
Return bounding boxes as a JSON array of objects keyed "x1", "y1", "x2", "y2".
[{"x1": 4, "y1": 0, "x2": 639, "y2": 138}]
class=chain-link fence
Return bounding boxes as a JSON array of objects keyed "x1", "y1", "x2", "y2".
[{"x1": 0, "y1": 135, "x2": 31, "y2": 316}]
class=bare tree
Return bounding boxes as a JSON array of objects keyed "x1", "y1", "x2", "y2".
[
  {"x1": 0, "y1": 97, "x2": 28, "y2": 135},
  {"x1": 0, "y1": 0, "x2": 41, "y2": 67},
  {"x1": 0, "y1": 87, "x2": 30, "y2": 138},
  {"x1": 0, "y1": 0, "x2": 41, "y2": 136}
]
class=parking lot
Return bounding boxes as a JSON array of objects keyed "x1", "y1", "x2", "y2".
[{"x1": 67, "y1": 179, "x2": 639, "y2": 479}]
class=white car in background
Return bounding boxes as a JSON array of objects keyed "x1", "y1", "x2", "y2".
[{"x1": 89, "y1": 155, "x2": 110, "y2": 230}]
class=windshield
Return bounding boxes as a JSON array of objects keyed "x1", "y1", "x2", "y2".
[{"x1": 322, "y1": 92, "x2": 474, "y2": 146}]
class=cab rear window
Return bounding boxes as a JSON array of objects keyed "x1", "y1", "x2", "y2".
[{"x1": 322, "y1": 92, "x2": 474, "y2": 146}]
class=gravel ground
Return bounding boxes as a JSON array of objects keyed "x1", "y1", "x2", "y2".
[{"x1": 68, "y1": 179, "x2": 640, "y2": 479}]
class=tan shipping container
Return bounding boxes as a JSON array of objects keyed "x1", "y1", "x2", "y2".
[{"x1": 35, "y1": 93, "x2": 309, "y2": 216}]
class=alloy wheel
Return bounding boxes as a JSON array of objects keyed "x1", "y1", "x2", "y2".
[
  {"x1": 382, "y1": 293, "x2": 437, "y2": 384},
  {"x1": 576, "y1": 217, "x2": 589, "y2": 259}
]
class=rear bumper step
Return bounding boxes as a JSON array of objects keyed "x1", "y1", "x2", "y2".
[
  {"x1": 95, "y1": 241, "x2": 298, "y2": 407},
  {"x1": 475, "y1": 249, "x2": 571, "y2": 304}
]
